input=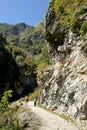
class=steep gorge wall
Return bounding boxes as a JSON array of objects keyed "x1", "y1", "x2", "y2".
[
  {"x1": 38, "y1": 0, "x2": 87, "y2": 119},
  {"x1": 0, "y1": 34, "x2": 37, "y2": 101}
]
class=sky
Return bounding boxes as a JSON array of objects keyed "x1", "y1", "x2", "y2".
[{"x1": 0, "y1": 0, "x2": 50, "y2": 26}]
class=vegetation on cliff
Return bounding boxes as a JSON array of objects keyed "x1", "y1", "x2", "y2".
[{"x1": 50, "y1": 0, "x2": 87, "y2": 35}]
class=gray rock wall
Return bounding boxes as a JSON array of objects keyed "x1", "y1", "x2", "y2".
[{"x1": 38, "y1": 1, "x2": 87, "y2": 119}]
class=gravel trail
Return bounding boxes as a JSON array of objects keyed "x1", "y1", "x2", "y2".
[{"x1": 27, "y1": 102, "x2": 79, "y2": 130}]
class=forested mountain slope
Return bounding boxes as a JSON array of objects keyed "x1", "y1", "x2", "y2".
[
  {"x1": 0, "y1": 23, "x2": 42, "y2": 100},
  {"x1": 0, "y1": 34, "x2": 19, "y2": 100},
  {"x1": 0, "y1": 22, "x2": 46, "y2": 55},
  {"x1": 0, "y1": 21, "x2": 50, "y2": 100}
]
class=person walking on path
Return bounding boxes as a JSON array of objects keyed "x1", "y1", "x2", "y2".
[
  {"x1": 34, "y1": 97, "x2": 37, "y2": 107},
  {"x1": 25, "y1": 95, "x2": 29, "y2": 105}
]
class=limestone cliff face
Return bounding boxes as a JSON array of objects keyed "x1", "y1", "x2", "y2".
[{"x1": 38, "y1": 1, "x2": 87, "y2": 119}]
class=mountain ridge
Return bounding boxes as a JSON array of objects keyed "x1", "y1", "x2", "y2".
[{"x1": 0, "y1": 22, "x2": 46, "y2": 56}]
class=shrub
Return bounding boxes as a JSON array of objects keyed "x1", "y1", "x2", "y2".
[
  {"x1": 53, "y1": 0, "x2": 87, "y2": 27},
  {"x1": 0, "y1": 90, "x2": 13, "y2": 112},
  {"x1": 0, "y1": 90, "x2": 22, "y2": 130},
  {"x1": 80, "y1": 21, "x2": 87, "y2": 36},
  {"x1": 29, "y1": 88, "x2": 39, "y2": 101}
]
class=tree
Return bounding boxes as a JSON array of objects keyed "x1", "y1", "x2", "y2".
[{"x1": 0, "y1": 90, "x2": 13, "y2": 112}]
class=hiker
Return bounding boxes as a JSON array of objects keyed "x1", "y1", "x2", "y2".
[
  {"x1": 34, "y1": 97, "x2": 37, "y2": 107},
  {"x1": 25, "y1": 95, "x2": 29, "y2": 105}
]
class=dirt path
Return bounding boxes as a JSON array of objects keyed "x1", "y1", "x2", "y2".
[{"x1": 26, "y1": 101, "x2": 79, "y2": 130}]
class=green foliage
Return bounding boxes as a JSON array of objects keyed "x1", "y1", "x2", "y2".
[
  {"x1": 15, "y1": 55, "x2": 25, "y2": 66},
  {"x1": 0, "y1": 22, "x2": 46, "y2": 56},
  {"x1": 53, "y1": 0, "x2": 87, "y2": 28},
  {"x1": 35, "y1": 21, "x2": 45, "y2": 33},
  {"x1": 0, "y1": 34, "x2": 19, "y2": 100},
  {"x1": 0, "y1": 105, "x2": 22, "y2": 130},
  {"x1": 41, "y1": 45, "x2": 50, "y2": 63},
  {"x1": 22, "y1": 58, "x2": 37, "y2": 76},
  {"x1": 0, "y1": 90, "x2": 22, "y2": 129},
  {"x1": 8, "y1": 44, "x2": 38, "y2": 94},
  {"x1": 29, "y1": 88, "x2": 39, "y2": 101},
  {"x1": 12, "y1": 47, "x2": 26, "y2": 59},
  {"x1": 0, "y1": 33, "x2": 37, "y2": 98},
  {"x1": 80, "y1": 21, "x2": 87, "y2": 36},
  {"x1": 37, "y1": 62, "x2": 49, "y2": 77},
  {"x1": 0, "y1": 21, "x2": 49, "y2": 99},
  {"x1": 36, "y1": 45, "x2": 50, "y2": 77},
  {"x1": 0, "y1": 90, "x2": 13, "y2": 112},
  {"x1": 7, "y1": 35, "x2": 19, "y2": 45}
]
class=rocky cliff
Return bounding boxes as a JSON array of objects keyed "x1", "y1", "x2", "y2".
[{"x1": 38, "y1": 0, "x2": 87, "y2": 120}]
